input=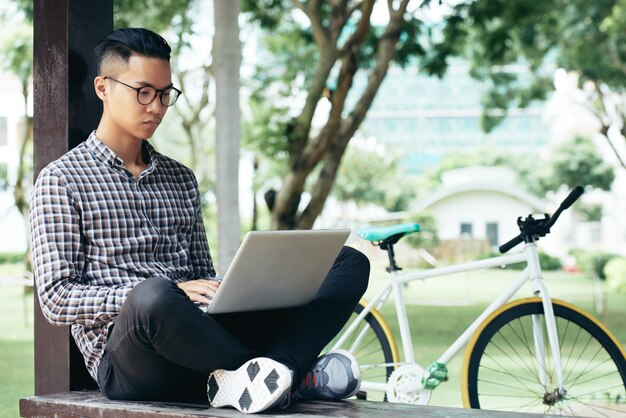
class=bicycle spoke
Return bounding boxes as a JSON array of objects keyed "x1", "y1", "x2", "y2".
[
  {"x1": 484, "y1": 342, "x2": 537, "y2": 384},
  {"x1": 479, "y1": 364, "x2": 539, "y2": 385},
  {"x1": 567, "y1": 358, "x2": 622, "y2": 387},
  {"x1": 497, "y1": 321, "x2": 542, "y2": 382},
  {"x1": 563, "y1": 396, "x2": 626, "y2": 418},
  {"x1": 466, "y1": 300, "x2": 625, "y2": 418},
  {"x1": 568, "y1": 382, "x2": 626, "y2": 400},
  {"x1": 478, "y1": 379, "x2": 536, "y2": 398},
  {"x1": 564, "y1": 329, "x2": 595, "y2": 384},
  {"x1": 509, "y1": 316, "x2": 554, "y2": 385}
]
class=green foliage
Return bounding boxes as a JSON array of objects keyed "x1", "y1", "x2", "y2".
[
  {"x1": 434, "y1": 0, "x2": 626, "y2": 130},
  {"x1": 538, "y1": 251, "x2": 563, "y2": 271},
  {"x1": 11, "y1": 0, "x2": 32, "y2": 21},
  {"x1": 332, "y1": 145, "x2": 416, "y2": 212},
  {"x1": 543, "y1": 136, "x2": 615, "y2": 192},
  {"x1": 570, "y1": 249, "x2": 619, "y2": 280},
  {"x1": 605, "y1": 257, "x2": 626, "y2": 293},
  {"x1": 421, "y1": 134, "x2": 614, "y2": 197},
  {"x1": 242, "y1": 88, "x2": 296, "y2": 161},
  {"x1": 577, "y1": 203, "x2": 603, "y2": 222},
  {"x1": 0, "y1": 163, "x2": 7, "y2": 191},
  {"x1": 241, "y1": 1, "x2": 451, "y2": 229},
  {"x1": 240, "y1": 9, "x2": 320, "y2": 160},
  {"x1": 0, "y1": 253, "x2": 24, "y2": 264},
  {"x1": 0, "y1": 22, "x2": 32, "y2": 87},
  {"x1": 420, "y1": 146, "x2": 548, "y2": 196},
  {"x1": 241, "y1": 0, "x2": 292, "y2": 30},
  {"x1": 404, "y1": 213, "x2": 439, "y2": 251},
  {"x1": 114, "y1": 0, "x2": 195, "y2": 35}
]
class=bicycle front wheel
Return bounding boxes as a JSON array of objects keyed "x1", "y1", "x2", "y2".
[
  {"x1": 462, "y1": 298, "x2": 626, "y2": 417},
  {"x1": 326, "y1": 300, "x2": 399, "y2": 401}
]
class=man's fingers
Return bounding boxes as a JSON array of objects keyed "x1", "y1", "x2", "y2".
[{"x1": 177, "y1": 279, "x2": 220, "y2": 300}]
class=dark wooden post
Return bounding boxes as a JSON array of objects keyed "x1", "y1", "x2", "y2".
[{"x1": 33, "y1": 0, "x2": 112, "y2": 395}]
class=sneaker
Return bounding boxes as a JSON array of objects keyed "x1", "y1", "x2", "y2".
[
  {"x1": 207, "y1": 357, "x2": 292, "y2": 413},
  {"x1": 293, "y1": 349, "x2": 361, "y2": 401}
]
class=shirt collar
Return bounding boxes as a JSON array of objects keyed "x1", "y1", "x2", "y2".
[{"x1": 86, "y1": 131, "x2": 159, "y2": 170}]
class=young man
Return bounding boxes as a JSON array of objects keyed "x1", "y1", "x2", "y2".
[{"x1": 29, "y1": 28, "x2": 370, "y2": 413}]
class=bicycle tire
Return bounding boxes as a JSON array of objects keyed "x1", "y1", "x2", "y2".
[
  {"x1": 462, "y1": 297, "x2": 626, "y2": 417},
  {"x1": 326, "y1": 299, "x2": 399, "y2": 401}
]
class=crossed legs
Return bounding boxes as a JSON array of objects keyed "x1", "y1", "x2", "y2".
[{"x1": 97, "y1": 246, "x2": 370, "y2": 402}]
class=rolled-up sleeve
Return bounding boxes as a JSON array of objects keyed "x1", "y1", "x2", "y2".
[{"x1": 30, "y1": 168, "x2": 132, "y2": 327}]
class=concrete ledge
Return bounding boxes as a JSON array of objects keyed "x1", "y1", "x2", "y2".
[{"x1": 20, "y1": 391, "x2": 557, "y2": 417}]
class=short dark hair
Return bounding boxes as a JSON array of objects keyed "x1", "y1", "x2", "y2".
[{"x1": 94, "y1": 28, "x2": 171, "y2": 75}]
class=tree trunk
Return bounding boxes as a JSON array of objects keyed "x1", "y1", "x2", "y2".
[
  {"x1": 214, "y1": 0, "x2": 241, "y2": 271},
  {"x1": 14, "y1": 115, "x2": 33, "y2": 273},
  {"x1": 271, "y1": 0, "x2": 410, "y2": 229},
  {"x1": 13, "y1": 79, "x2": 33, "y2": 273}
]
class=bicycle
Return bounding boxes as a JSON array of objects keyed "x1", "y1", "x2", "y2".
[{"x1": 329, "y1": 186, "x2": 626, "y2": 417}]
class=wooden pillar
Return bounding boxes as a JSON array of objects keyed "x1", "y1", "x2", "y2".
[{"x1": 33, "y1": 0, "x2": 112, "y2": 395}]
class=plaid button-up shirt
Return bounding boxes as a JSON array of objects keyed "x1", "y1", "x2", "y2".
[{"x1": 29, "y1": 132, "x2": 215, "y2": 381}]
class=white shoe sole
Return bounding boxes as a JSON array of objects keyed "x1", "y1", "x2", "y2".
[{"x1": 208, "y1": 358, "x2": 292, "y2": 413}]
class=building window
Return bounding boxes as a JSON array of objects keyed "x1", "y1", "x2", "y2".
[
  {"x1": 486, "y1": 222, "x2": 499, "y2": 247},
  {"x1": 460, "y1": 222, "x2": 473, "y2": 238},
  {"x1": 0, "y1": 117, "x2": 7, "y2": 146}
]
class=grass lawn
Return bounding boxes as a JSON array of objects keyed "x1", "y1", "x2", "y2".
[
  {"x1": 0, "y1": 262, "x2": 624, "y2": 417},
  {"x1": 0, "y1": 263, "x2": 33, "y2": 418},
  {"x1": 362, "y1": 267, "x2": 626, "y2": 408}
]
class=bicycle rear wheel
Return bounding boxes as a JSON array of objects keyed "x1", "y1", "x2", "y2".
[
  {"x1": 325, "y1": 300, "x2": 399, "y2": 401},
  {"x1": 462, "y1": 298, "x2": 626, "y2": 417}
]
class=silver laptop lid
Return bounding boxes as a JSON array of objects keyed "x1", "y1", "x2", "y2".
[{"x1": 207, "y1": 229, "x2": 350, "y2": 314}]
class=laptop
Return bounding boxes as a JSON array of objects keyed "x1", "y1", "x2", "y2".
[{"x1": 205, "y1": 229, "x2": 350, "y2": 314}]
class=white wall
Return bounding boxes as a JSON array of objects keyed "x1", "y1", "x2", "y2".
[
  {"x1": 0, "y1": 192, "x2": 27, "y2": 253},
  {"x1": 426, "y1": 190, "x2": 539, "y2": 248},
  {"x1": 0, "y1": 72, "x2": 30, "y2": 254}
]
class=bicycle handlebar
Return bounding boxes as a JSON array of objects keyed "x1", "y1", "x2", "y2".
[
  {"x1": 498, "y1": 235, "x2": 524, "y2": 254},
  {"x1": 499, "y1": 186, "x2": 584, "y2": 254},
  {"x1": 545, "y1": 185, "x2": 584, "y2": 229},
  {"x1": 559, "y1": 185, "x2": 584, "y2": 211}
]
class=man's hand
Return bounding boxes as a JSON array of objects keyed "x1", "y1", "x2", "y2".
[{"x1": 177, "y1": 279, "x2": 221, "y2": 305}]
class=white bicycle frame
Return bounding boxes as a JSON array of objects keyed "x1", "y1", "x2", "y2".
[{"x1": 331, "y1": 241, "x2": 566, "y2": 395}]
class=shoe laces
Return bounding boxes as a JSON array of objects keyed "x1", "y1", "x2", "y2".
[
  {"x1": 280, "y1": 367, "x2": 324, "y2": 409},
  {"x1": 299, "y1": 366, "x2": 324, "y2": 392}
]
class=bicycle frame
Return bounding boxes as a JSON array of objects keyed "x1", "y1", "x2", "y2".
[{"x1": 331, "y1": 241, "x2": 566, "y2": 395}]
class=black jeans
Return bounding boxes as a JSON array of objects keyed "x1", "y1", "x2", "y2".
[{"x1": 97, "y1": 246, "x2": 369, "y2": 402}]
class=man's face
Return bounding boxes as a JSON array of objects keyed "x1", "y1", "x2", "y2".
[{"x1": 102, "y1": 55, "x2": 172, "y2": 141}]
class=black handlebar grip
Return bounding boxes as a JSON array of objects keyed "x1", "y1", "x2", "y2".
[
  {"x1": 499, "y1": 235, "x2": 524, "y2": 254},
  {"x1": 560, "y1": 185, "x2": 584, "y2": 210}
]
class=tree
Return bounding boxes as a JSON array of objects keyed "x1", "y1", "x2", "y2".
[
  {"x1": 214, "y1": 0, "x2": 241, "y2": 271},
  {"x1": 332, "y1": 142, "x2": 417, "y2": 212},
  {"x1": 243, "y1": 0, "x2": 438, "y2": 229},
  {"x1": 117, "y1": 1, "x2": 243, "y2": 268},
  {"x1": 420, "y1": 138, "x2": 614, "y2": 197},
  {"x1": 115, "y1": 0, "x2": 215, "y2": 190},
  {"x1": 0, "y1": 20, "x2": 33, "y2": 271},
  {"x1": 420, "y1": 146, "x2": 549, "y2": 196},
  {"x1": 545, "y1": 135, "x2": 615, "y2": 192},
  {"x1": 13, "y1": 0, "x2": 240, "y2": 264},
  {"x1": 432, "y1": 0, "x2": 626, "y2": 170}
]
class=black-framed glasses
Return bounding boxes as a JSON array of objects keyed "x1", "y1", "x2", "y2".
[{"x1": 104, "y1": 76, "x2": 182, "y2": 107}]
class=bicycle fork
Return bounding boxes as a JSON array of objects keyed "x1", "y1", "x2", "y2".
[{"x1": 527, "y1": 245, "x2": 567, "y2": 402}]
